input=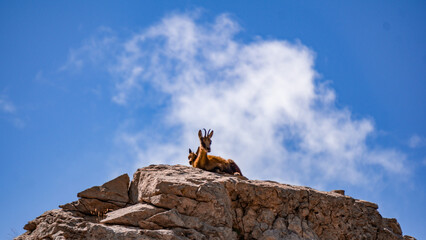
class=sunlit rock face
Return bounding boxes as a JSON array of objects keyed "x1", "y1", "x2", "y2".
[{"x1": 17, "y1": 164, "x2": 415, "y2": 240}]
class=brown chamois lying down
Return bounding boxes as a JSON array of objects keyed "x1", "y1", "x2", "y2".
[
  {"x1": 188, "y1": 147, "x2": 243, "y2": 176},
  {"x1": 188, "y1": 129, "x2": 243, "y2": 176}
]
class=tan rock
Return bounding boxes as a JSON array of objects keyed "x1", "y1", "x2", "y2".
[
  {"x1": 138, "y1": 219, "x2": 162, "y2": 230},
  {"x1": 331, "y1": 189, "x2": 345, "y2": 195},
  {"x1": 356, "y1": 199, "x2": 379, "y2": 209},
  {"x1": 16, "y1": 209, "x2": 148, "y2": 240},
  {"x1": 17, "y1": 164, "x2": 416, "y2": 240},
  {"x1": 383, "y1": 218, "x2": 403, "y2": 236},
  {"x1": 60, "y1": 197, "x2": 121, "y2": 216},
  {"x1": 101, "y1": 203, "x2": 165, "y2": 226},
  {"x1": 287, "y1": 215, "x2": 302, "y2": 236},
  {"x1": 78, "y1": 174, "x2": 130, "y2": 206},
  {"x1": 146, "y1": 209, "x2": 187, "y2": 228},
  {"x1": 404, "y1": 235, "x2": 417, "y2": 240}
]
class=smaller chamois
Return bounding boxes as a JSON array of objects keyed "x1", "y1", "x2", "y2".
[{"x1": 189, "y1": 129, "x2": 242, "y2": 176}]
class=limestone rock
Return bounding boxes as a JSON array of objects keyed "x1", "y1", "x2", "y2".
[
  {"x1": 404, "y1": 235, "x2": 417, "y2": 240},
  {"x1": 101, "y1": 203, "x2": 165, "y2": 227},
  {"x1": 17, "y1": 164, "x2": 416, "y2": 240},
  {"x1": 383, "y1": 218, "x2": 403, "y2": 236},
  {"x1": 355, "y1": 199, "x2": 379, "y2": 209},
  {"x1": 330, "y1": 189, "x2": 345, "y2": 195},
  {"x1": 58, "y1": 174, "x2": 130, "y2": 217},
  {"x1": 60, "y1": 198, "x2": 121, "y2": 215},
  {"x1": 16, "y1": 209, "x2": 180, "y2": 240},
  {"x1": 78, "y1": 173, "x2": 130, "y2": 206}
]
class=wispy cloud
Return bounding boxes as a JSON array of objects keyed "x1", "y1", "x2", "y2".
[
  {"x1": 408, "y1": 134, "x2": 424, "y2": 148},
  {"x1": 0, "y1": 94, "x2": 16, "y2": 113},
  {"x1": 64, "y1": 13, "x2": 409, "y2": 187},
  {"x1": 0, "y1": 92, "x2": 25, "y2": 128},
  {"x1": 59, "y1": 27, "x2": 117, "y2": 72}
]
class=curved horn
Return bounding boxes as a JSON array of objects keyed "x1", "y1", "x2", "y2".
[{"x1": 203, "y1": 128, "x2": 207, "y2": 137}]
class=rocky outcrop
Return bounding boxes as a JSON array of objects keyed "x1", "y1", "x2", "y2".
[
  {"x1": 58, "y1": 174, "x2": 130, "y2": 216},
  {"x1": 16, "y1": 164, "x2": 416, "y2": 240}
]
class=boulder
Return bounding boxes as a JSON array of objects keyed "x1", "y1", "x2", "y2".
[
  {"x1": 60, "y1": 198, "x2": 122, "y2": 215},
  {"x1": 77, "y1": 173, "x2": 130, "y2": 206},
  {"x1": 101, "y1": 203, "x2": 165, "y2": 227}
]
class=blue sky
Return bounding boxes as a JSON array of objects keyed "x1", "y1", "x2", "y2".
[{"x1": 1, "y1": 1, "x2": 425, "y2": 239}]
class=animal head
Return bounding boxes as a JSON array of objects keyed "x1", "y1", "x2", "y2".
[
  {"x1": 188, "y1": 148, "x2": 197, "y2": 166},
  {"x1": 198, "y1": 128, "x2": 214, "y2": 152}
]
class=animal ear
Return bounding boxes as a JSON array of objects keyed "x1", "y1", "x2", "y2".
[
  {"x1": 189, "y1": 148, "x2": 192, "y2": 154},
  {"x1": 209, "y1": 130, "x2": 214, "y2": 138},
  {"x1": 198, "y1": 130, "x2": 202, "y2": 139}
]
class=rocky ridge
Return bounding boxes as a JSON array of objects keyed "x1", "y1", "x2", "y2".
[{"x1": 17, "y1": 164, "x2": 416, "y2": 240}]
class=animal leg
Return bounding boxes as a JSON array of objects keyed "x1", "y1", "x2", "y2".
[{"x1": 228, "y1": 159, "x2": 243, "y2": 176}]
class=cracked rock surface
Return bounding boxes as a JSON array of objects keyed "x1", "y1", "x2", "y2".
[{"x1": 16, "y1": 164, "x2": 416, "y2": 240}]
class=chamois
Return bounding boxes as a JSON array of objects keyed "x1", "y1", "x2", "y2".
[
  {"x1": 189, "y1": 129, "x2": 242, "y2": 176},
  {"x1": 188, "y1": 147, "x2": 242, "y2": 175},
  {"x1": 187, "y1": 147, "x2": 199, "y2": 167}
]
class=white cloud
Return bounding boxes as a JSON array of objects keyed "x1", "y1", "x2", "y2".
[
  {"x1": 12, "y1": 118, "x2": 25, "y2": 129},
  {"x1": 0, "y1": 95, "x2": 16, "y2": 113},
  {"x1": 60, "y1": 27, "x2": 117, "y2": 72},
  {"x1": 0, "y1": 93, "x2": 25, "y2": 128},
  {"x1": 66, "y1": 13, "x2": 409, "y2": 187},
  {"x1": 408, "y1": 135, "x2": 424, "y2": 148}
]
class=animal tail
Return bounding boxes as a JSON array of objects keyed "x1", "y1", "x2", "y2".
[{"x1": 228, "y1": 160, "x2": 243, "y2": 176}]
